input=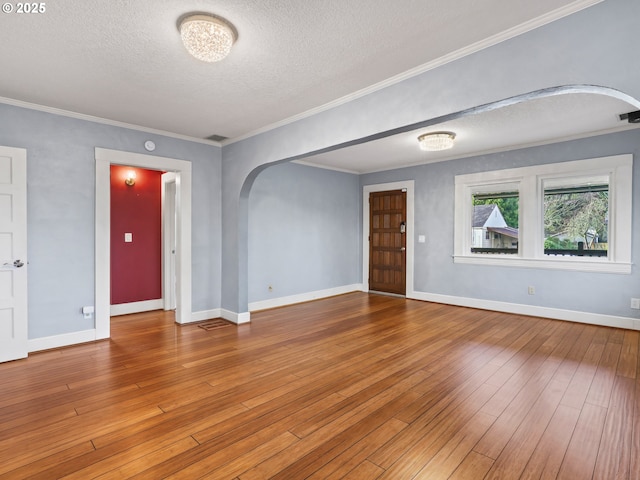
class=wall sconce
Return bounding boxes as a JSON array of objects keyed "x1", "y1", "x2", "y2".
[{"x1": 125, "y1": 171, "x2": 136, "y2": 186}]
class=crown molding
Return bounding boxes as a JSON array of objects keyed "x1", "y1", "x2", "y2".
[{"x1": 0, "y1": 96, "x2": 222, "y2": 147}]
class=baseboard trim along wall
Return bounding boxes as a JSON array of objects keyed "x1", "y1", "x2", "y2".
[
  {"x1": 410, "y1": 291, "x2": 640, "y2": 331},
  {"x1": 110, "y1": 299, "x2": 163, "y2": 316},
  {"x1": 248, "y1": 284, "x2": 365, "y2": 312},
  {"x1": 191, "y1": 309, "x2": 222, "y2": 323},
  {"x1": 29, "y1": 329, "x2": 98, "y2": 353},
  {"x1": 221, "y1": 309, "x2": 251, "y2": 324},
  {"x1": 189, "y1": 308, "x2": 250, "y2": 324}
]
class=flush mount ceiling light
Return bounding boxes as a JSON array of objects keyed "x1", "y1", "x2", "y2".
[
  {"x1": 417, "y1": 131, "x2": 456, "y2": 151},
  {"x1": 179, "y1": 13, "x2": 236, "y2": 62}
]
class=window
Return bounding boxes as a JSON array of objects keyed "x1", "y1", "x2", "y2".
[
  {"x1": 471, "y1": 191, "x2": 519, "y2": 254},
  {"x1": 543, "y1": 175, "x2": 609, "y2": 257},
  {"x1": 454, "y1": 155, "x2": 632, "y2": 273}
]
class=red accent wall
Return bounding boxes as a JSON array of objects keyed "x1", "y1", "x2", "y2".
[{"x1": 110, "y1": 165, "x2": 163, "y2": 305}]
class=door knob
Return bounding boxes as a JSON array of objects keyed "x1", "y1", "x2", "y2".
[{"x1": 13, "y1": 259, "x2": 24, "y2": 268}]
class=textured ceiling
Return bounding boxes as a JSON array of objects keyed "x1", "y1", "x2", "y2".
[{"x1": 0, "y1": 0, "x2": 603, "y2": 142}]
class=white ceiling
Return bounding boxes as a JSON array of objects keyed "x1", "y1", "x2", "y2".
[
  {"x1": 2, "y1": 0, "x2": 638, "y2": 173},
  {"x1": 0, "y1": 0, "x2": 610, "y2": 143}
]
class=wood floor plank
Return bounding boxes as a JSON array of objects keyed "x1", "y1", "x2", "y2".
[
  {"x1": 412, "y1": 411, "x2": 496, "y2": 478},
  {"x1": 475, "y1": 322, "x2": 578, "y2": 460},
  {"x1": 195, "y1": 432, "x2": 300, "y2": 480},
  {"x1": 617, "y1": 330, "x2": 639, "y2": 379},
  {"x1": 306, "y1": 418, "x2": 407, "y2": 480},
  {"x1": 68, "y1": 436, "x2": 200, "y2": 480},
  {"x1": 632, "y1": 379, "x2": 640, "y2": 480},
  {"x1": 243, "y1": 372, "x2": 427, "y2": 479},
  {"x1": 374, "y1": 383, "x2": 499, "y2": 479},
  {"x1": 0, "y1": 293, "x2": 636, "y2": 480},
  {"x1": 585, "y1": 338, "x2": 623, "y2": 408},
  {"x1": 560, "y1": 339, "x2": 606, "y2": 409},
  {"x1": 482, "y1": 378, "x2": 570, "y2": 479},
  {"x1": 449, "y1": 451, "x2": 494, "y2": 480},
  {"x1": 557, "y1": 402, "x2": 608, "y2": 480},
  {"x1": 342, "y1": 460, "x2": 385, "y2": 479},
  {"x1": 519, "y1": 404, "x2": 581, "y2": 480},
  {"x1": 369, "y1": 363, "x2": 500, "y2": 470},
  {"x1": 593, "y1": 375, "x2": 635, "y2": 480}
]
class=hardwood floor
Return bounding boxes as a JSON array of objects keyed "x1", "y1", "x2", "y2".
[{"x1": 1, "y1": 293, "x2": 638, "y2": 479}]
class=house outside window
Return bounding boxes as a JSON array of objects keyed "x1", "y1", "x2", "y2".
[{"x1": 471, "y1": 194, "x2": 519, "y2": 254}]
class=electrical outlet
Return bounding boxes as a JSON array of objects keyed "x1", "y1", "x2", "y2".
[
  {"x1": 528, "y1": 286, "x2": 535, "y2": 295},
  {"x1": 631, "y1": 298, "x2": 640, "y2": 310},
  {"x1": 268, "y1": 285, "x2": 273, "y2": 292}
]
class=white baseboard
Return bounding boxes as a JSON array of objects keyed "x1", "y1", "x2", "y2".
[
  {"x1": 410, "y1": 291, "x2": 640, "y2": 331},
  {"x1": 190, "y1": 309, "x2": 222, "y2": 323},
  {"x1": 29, "y1": 329, "x2": 98, "y2": 353},
  {"x1": 221, "y1": 309, "x2": 251, "y2": 324},
  {"x1": 110, "y1": 299, "x2": 163, "y2": 316},
  {"x1": 248, "y1": 284, "x2": 364, "y2": 312}
]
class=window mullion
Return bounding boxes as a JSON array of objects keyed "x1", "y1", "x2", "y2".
[{"x1": 519, "y1": 176, "x2": 538, "y2": 259}]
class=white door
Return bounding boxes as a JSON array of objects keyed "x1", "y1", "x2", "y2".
[{"x1": 0, "y1": 146, "x2": 28, "y2": 363}]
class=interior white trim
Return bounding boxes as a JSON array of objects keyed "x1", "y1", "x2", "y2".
[
  {"x1": 293, "y1": 159, "x2": 360, "y2": 175},
  {"x1": 110, "y1": 299, "x2": 164, "y2": 316},
  {"x1": 192, "y1": 309, "x2": 223, "y2": 323},
  {"x1": 0, "y1": 96, "x2": 221, "y2": 147},
  {"x1": 249, "y1": 284, "x2": 364, "y2": 312},
  {"x1": 410, "y1": 290, "x2": 640, "y2": 331},
  {"x1": 162, "y1": 172, "x2": 177, "y2": 311},
  {"x1": 95, "y1": 148, "x2": 192, "y2": 340},
  {"x1": 452, "y1": 255, "x2": 632, "y2": 274},
  {"x1": 453, "y1": 154, "x2": 633, "y2": 272},
  {"x1": 221, "y1": 310, "x2": 251, "y2": 325},
  {"x1": 28, "y1": 329, "x2": 98, "y2": 353},
  {"x1": 363, "y1": 181, "x2": 415, "y2": 297},
  {"x1": 223, "y1": 0, "x2": 602, "y2": 146}
]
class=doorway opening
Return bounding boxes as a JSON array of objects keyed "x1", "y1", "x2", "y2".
[
  {"x1": 95, "y1": 148, "x2": 192, "y2": 340},
  {"x1": 109, "y1": 165, "x2": 166, "y2": 316}
]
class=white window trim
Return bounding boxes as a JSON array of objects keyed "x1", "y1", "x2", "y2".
[{"x1": 454, "y1": 154, "x2": 632, "y2": 274}]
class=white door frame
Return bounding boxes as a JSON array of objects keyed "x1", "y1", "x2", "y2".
[
  {"x1": 95, "y1": 148, "x2": 192, "y2": 339},
  {"x1": 162, "y1": 172, "x2": 177, "y2": 311},
  {"x1": 362, "y1": 180, "x2": 414, "y2": 297}
]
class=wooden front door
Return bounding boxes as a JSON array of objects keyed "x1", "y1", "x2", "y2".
[{"x1": 369, "y1": 189, "x2": 406, "y2": 295}]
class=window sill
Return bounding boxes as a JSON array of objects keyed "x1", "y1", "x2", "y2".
[{"x1": 453, "y1": 254, "x2": 631, "y2": 274}]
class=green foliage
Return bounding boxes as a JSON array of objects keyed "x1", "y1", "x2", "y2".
[
  {"x1": 543, "y1": 236, "x2": 576, "y2": 250},
  {"x1": 544, "y1": 191, "x2": 608, "y2": 247}
]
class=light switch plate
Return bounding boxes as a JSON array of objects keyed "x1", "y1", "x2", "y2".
[{"x1": 124, "y1": 232, "x2": 133, "y2": 243}]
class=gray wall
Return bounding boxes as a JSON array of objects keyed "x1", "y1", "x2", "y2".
[
  {"x1": 221, "y1": 0, "x2": 640, "y2": 315},
  {"x1": 0, "y1": 103, "x2": 222, "y2": 339},
  {"x1": 248, "y1": 162, "x2": 360, "y2": 303},
  {"x1": 362, "y1": 129, "x2": 640, "y2": 319}
]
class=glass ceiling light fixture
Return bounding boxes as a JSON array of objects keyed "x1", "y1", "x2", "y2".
[
  {"x1": 418, "y1": 131, "x2": 456, "y2": 151},
  {"x1": 179, "y1": 13, "x2": 237, "y2": 62}
]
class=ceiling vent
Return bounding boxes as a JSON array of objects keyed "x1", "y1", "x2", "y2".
[
  {"x1": 205, "y1": 134, "x2": 228, "y2": 142},
  {"x1": 619, "y1": 110, "x2": 640, "y2": 123}
]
